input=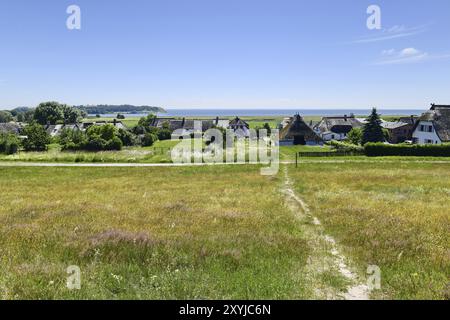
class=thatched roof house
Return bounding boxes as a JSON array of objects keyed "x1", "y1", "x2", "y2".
[
  {"x1": 0, "y1": 122, "x2": 23, "y2": 135},
  {"x1": 150, "y1": 117, "x2": 215, "y2": 133},
  {"x1": 412, "y1": 104, "x2": 450, "y2": 144},
  {"x1": 228, "y1": 117, "x2": 249, "y2": 130},
  {"x1": 228, "y1": 117, "x2": 250, "y2": 137},
  {"x1": 280, "y1": 114, "x2": 323, "y2": 145},
  {"x1": 313, "y1": 115, "x2": 362, "y2": 141}
]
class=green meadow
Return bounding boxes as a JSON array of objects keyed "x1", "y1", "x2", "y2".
[{"x1": 0, "y1": 162, "x2": 448, "y2": 299}]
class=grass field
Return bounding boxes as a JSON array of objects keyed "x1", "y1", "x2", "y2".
[
  {"x1": 0, "y1": 140, "x2": 179, "y2": 163},
  {"x1": 0, "y1": 161, "x2": 448, "y2": 299},
  {"x1": 288, "y1": 162, "x2": 450, "y2": 299},
  {"x1": 0, "y1": 165, "x2": 311, "y2": 299}
]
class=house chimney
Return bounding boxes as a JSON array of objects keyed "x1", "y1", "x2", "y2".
[
  {"x1": 344, "y1": 114, "x2": 348, "y2": 121},
  {"x1": 182, "y1": 117, "x2": 186, "y2": 126},
  {"x1": 113, "y1": 118, "x2": 117, "y2": 126},
  {"x1": 215, "y1": 116, "x2": 219, "y2": 125}
]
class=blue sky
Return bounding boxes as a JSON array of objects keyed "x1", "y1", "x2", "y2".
[{"x1": 1, "y1": 0, "x2": 449, "y2": 109}]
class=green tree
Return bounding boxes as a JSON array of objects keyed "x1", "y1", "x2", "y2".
[
  {"x1": 263, "y1": 123, "x2": 272, "y2": 135},
  {"x1": 22, "y1": 123, "x2": 51, "y2": 151},
  {"x1": 138, "y1": 114, "x2": 156, "y2": 128},
  {"x1": 346, "y1": 128, "x2": 363, "y2": 145},
  {"x1": 34, "y1": 102, "x2": 64, "y2": 125},
  {"x1": 0, "y1": 111, "x2": 13, "y2": 123},
  {"x1": 61, "y1": 104, "x2": 82, "y2": 124},
  {"x1": 34, "y1": 102, "x2": 81, "y2": 125},
  {"x1": 362, "y1": 108, "x2": 385, "y2": 145}
]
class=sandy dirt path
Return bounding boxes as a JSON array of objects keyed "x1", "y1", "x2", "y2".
[{"x1": 281, "y1": 166, "x2": 370, "y2": 300}]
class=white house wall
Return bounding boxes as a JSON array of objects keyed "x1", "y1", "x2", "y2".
[{"x1": 412, "y1": 121, "x2": 442, "y2": 144}]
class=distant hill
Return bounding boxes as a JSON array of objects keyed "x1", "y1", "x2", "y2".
[{"x1": 75, "y1": 105, "x2": 166, "y2": 114}]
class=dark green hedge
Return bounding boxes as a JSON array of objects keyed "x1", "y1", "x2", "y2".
[{"x1": 364, "y1": 143, "x2": 450, "y2": 157}]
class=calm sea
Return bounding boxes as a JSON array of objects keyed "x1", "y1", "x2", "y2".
[{"x1": 92, "y1": 108, "x2": 424, "y2": 118}]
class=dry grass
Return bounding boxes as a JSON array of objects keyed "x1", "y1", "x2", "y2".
[
  {"x1": 288, "y1": 162, "x2": 450, "y2": 299},
  {"x1": 1, "y1": 161, "x2": 448, "y2": 300},
  {"x1": 0, "y1": 165, "x2": 309, "y2": 299}
]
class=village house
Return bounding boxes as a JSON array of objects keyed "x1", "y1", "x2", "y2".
[
  {"x1": 0, "y1": 122, "x2": 23, "y2": 135},
  {"x1": 44, "y1": 123, "x2": 84, "y2": 137},
  {"x1": 412, "y1": 104, "x2": 450, "y2": 144},
  {"x1": 381, "y1": 116, "x2": 417, "y2": 144},
  {"x1": 82, "y1": 119, "x2": 127, "y2": 131},
  {"x1": 149, "y1": 117, "x2": 223, "y2": 134},
  {"x1": 313, "y1": 115, "x2": 362, "y2": 142},
  {"x1": 227, "y1": 117, "x2": 250, "y2": 138},
  {"x1": 280, "y1": 114, "x2": 323, "y2": 146}
]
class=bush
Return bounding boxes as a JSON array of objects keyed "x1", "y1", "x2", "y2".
[
  {"x1": 142, "y1": 132, "x2": 158, "y2": 147},
  {"x1": 60, "y1": 124, "x2": 125, "y2": 151},
  {"x1": 364, "y1": 143, "x2": 450, "y2": 157},
  {"x1": 105, "y1": 136, "x2": 123, "y2": 151},
  {"x1": 327, "y1": 140, "x2": 364, "y2": 153},
  {"x1": 59, "y1": 128, "x2": 87, "y2": 151},
  {"x1": 346, "y1": 128, "x2": 362, "y2": 145},
  {"x1": 84, "y1": 134, "x2": 107, "y2": 151},
  {"x1": 22, "y1": 123, "x2": 51, "y2": 151},
  {"x1": 118, "y1": 128, "x2": 137, "y2": 146},
  {"x1": 157, "y1": 128, "x2": 172, "y2": 141},
  {"x1": 0, "y1": 133, "x2": 20, "y2": 154}
]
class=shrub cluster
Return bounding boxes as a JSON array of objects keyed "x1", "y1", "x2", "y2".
[
  {"x1": 0, "y1": 133, "x2": 20, "y2": 154},
  {"x1": 132, "y1": 114, "x2": 173, "y2": 147},
  {"x1": 327, "y1": 140, "x2": 364, "y2": 153},
  {"x1": 364, "y1": 143, "x2": 450, "y2": 157},
  {"x1": 60, "y1": 124, "x2": 124, "y2": 151}
]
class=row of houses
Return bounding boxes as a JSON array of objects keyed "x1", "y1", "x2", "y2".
[
  {"x1": 149, "y1": 116, "x2": 251, "y2": 137},
  {"x1": 279, "y1": 104, "x2": 450, "y2": 145},
  {"x1": 1, "y1": 104, "x2": 449, "y2": 145}
]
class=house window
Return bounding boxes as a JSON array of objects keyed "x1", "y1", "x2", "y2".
[
  {"x1": 428, "y1": 125, "x2": 433, "y2": 133},
  {"x1": 425, "y1": 139, "x2": 434, "y2": 144},
  {"x1": 420, "y1": 125, "x2": 425, "y2": 132}
]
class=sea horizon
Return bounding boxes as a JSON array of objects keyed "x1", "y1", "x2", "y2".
[
  {"x1": 85, "y1": 108, "x2": 425, "y2": 118},
  {"x1": 157, "y1": 108, "x2": 425, "y2": 118}
]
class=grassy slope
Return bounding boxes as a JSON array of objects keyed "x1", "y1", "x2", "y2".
[
  {"x1": 0, "y1": 165, "x2": 310, "y2": 299},
  {"x1": 288, "y1": 162, "x2": 450, "y2": 299},
  {"x1": 0, "y1": 162, "x2": 448, "y2": 299}
]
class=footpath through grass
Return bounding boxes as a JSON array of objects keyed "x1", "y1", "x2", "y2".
[
  {"x1": 288, "y1": 162, "x2": 450, "y2": 299},
  {"x1": 0, "y1": 162, "x2": 448, "y2": 299}
]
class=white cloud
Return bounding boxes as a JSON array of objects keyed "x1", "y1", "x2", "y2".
[
  {"x1": 353, "y1": 24, "x2": 429, "y2": 44},
  {"x1": 400, "y1": 48, "x2": 421, "y2": 57},
  {"x1": 374, "y1": 48, "x2": 450, "y2": 65}
]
